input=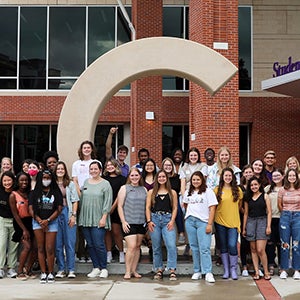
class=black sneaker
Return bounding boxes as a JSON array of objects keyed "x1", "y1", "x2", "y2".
[
  {"x1": 40, "y1": 273, "x2": 47, "y2": 284},
  {"x1": 47, "y1": 273, "x2": 55, "y2": 283}
]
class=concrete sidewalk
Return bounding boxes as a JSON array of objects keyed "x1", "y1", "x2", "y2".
[{"x1": 0, "y1": 274, "x2": 299, "y2": 300}]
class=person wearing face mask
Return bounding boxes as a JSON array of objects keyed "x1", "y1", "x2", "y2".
[
  {"x1": 29, "y1": 170, "x2": 63, "y2": 284},
  {"x1": 28, "y1": 161, "x2": 40, "y2": 191}
]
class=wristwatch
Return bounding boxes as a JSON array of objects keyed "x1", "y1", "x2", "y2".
[{"x1": 47, "y1": 218, "x2": 51, "y2": 222}]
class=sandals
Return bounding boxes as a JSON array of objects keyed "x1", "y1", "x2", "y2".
[
  {"x1": 123, "y1": 272, "x2": 131, "y2": 280},
  {"x1": 264, "y1": 273, "x2": 271, "y2": 280},
  {"x1": 16, "y1": 273, "x2": 28, "y2": 281},
  {"x1": 132, "y1": 272, "x2": 142, "y2": 278},
  {"x1": 154, "y1": 270, "x2": 163, "y2": 280},
  {"x1": 169, "y1": 272, "x2": 177, "y2": 281},
  {"x1": 269, "y1": 266, "x2": 274, "y2": 276},
  {"x1": 253, "y1": 271, "x2": 260, "y2": 280}
]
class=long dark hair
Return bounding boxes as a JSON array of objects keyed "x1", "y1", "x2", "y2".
[
  {"x1": 244, "y1": 176, "x2": 264, "y2": 202},
  {"x1": 150, "y1": 170, "x2": 173, "y2": 207},
  {"x1": 142, "y1": 158, "x2": 157, "y2": 180},
  {"x1": 30, "y1": 170, "x2": 62, "y2": 216},
  {"x1": 54, "y1": 161, "x2": 71, "y2": 188},
  {"x1": 188, "y1": 171, "x2": 207, "y2": 196},
  {"x1": 284, "y1": 168, "x2": 300, "y2": 190},
  {"x1": 0, "y1": 171, "x2": 15, "y2": 192},
  {"x1": 216, "y1": 167, "x2": 240, "y2": 202},
  {"x1": 267, "y1": 168, "x2": 284, "y2": 194},
  {"x1": 251, "y1": 158, "x2": 269, "y2": 187}
]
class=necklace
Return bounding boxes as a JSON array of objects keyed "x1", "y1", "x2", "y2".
[{"x1": 43, "y1": 189, "x2": 50, "y2": 197}]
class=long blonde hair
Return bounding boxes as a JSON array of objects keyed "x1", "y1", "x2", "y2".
[{"x1": 216, "y1": 146, "x2": 234, "y2": 175}]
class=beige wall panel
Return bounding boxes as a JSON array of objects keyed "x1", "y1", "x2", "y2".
[
  {"x1": 287, "y1": 10, "x2": 300, "y2": 34},
  {"x1": 254, "y1": 10, "x2": 287, "y2": 34}
]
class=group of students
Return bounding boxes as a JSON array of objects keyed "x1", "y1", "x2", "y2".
[{"x1": 1, "y1": 131, "x2": 300, "y2": 284}]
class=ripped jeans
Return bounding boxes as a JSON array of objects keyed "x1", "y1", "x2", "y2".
[{"x1": 279, "y1": 210, "x2": 300, "y2": 270}]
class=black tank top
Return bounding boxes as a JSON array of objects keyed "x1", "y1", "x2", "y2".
[
  {"x1": 248, "y1": 193, "x2": 267, "y2": 218},
  {"x1": 152, "y1": 193, "x2": 172, "y2": 213}
]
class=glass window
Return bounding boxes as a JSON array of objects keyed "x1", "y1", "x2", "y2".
[
  {"x1": 0, "y1": 125, "x2": 12, "y2": 159},
  {"x1": 163, "y1": 7, "x2": 186, "y2": 91},
  {"x1": 0, "y1": 7, "x2": 18, "y2": 77},
  {"x1": 0, "y1": 79, "x2": 16, "y2": 89},
  {"x1": 94, "y1": 125, "x2": 124, "y2": 165},
  {"x1": 48, "y1": 78, "x2": 77, "y2": 90},
  {"x1": 13, "y1": 125, "x2": 50, "y2": 172},
  {"x1": 19, "y1": 7, "x2": 47, "y2": 89},
  {"x1": 117, "y1": 7, "x2": 131, "y2": 46},
  {"x1": 49, "y1": 7, "x2": 86, "y2": 77},
  {"x1": 162, "y1": 125, "x2": 189, "y2": 159},
  {"x1": 163, "y1": 7, "x2": 184, "y2": 38},
  {"x1": 239, "y1": 124, "x2": 250, "y2": 167},
  {"x1": 238, "y1": 7, "x2": 252, "y2": 91},
  {"x1": 88, "y1": 7, "x2": 115, "y2": 65}
]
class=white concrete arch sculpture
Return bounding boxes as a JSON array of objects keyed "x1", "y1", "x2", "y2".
[{"x1": 57, "y1": 37, "x2": 237, "y2": 167}]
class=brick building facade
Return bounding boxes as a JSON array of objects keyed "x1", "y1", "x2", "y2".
[{"x1": 1, "y1": 0, "x2": 300, "y2": 170}]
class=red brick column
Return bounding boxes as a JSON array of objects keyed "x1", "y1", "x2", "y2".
[
  {"x1": 130, "y1": 0, "x2": 163, "y2": 165},
  {"x1": 189, "y1": 0, "x2": 240, "y2": 164}
]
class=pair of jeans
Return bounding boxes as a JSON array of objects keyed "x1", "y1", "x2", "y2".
[
  {"x1": 279, "y1": 210, "x2": 300, "y2": 270},
  {"x1": 82, "y1": 227, "x2": 107, "y2": 269},
  {"x1": 175, "y1": 198, "x2": 185, "y2": 234},
  {"x1": 56, "y1": 206, "x2": 77, "y2": 272},
  {"x1": 0, "y1": 217, "x2": 18, "y2": 269},
  {"x1": 185, "y1": 216, "x2": 213, "y2": 274},
  {"x1": 149, "y1": 213, "x2": 177, "y2": 271},
  {"x1": 266, "y1": 217, "x2": 280, "y2": 266},
  {"x1": 214, "y1": 222, "x2": 238, "y2": 256}
]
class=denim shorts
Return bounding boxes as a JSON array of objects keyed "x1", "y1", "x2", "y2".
[
  {"x1": 32, "y1": 218, "x2": 58, "y2": 232},
  {"x1": 245, "y1": 216, "x2": 270, "y2": 241}
]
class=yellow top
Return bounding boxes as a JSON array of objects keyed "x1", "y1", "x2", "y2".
[{"x1": 214, "y1": 186, "x2": 243, "y2": 231}]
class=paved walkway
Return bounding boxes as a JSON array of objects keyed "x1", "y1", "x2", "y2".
[{"x1": 0, "y1": 274, "x2": 299, "y2": 300}]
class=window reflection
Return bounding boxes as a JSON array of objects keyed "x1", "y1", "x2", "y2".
[
  {"x1": 0, "y1": 7, "x2": 17, "y2": 77},
  {"x1": 238, "y1": 7, "x2": 252, "y2": 90},
  {"x1": 49, "y1": 7, "x2": 86, "y2": 77},
  {"x1": 117, "y1": 7, "x2": 131, "y2": 46},
  {"x1": 88, "y1": 7, "x2": 115, "y2": 65},
  {"x1": 19, "y1": 7, "x2": 47, "y2": 89}
]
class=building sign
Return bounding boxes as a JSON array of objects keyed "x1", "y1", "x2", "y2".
[{"x1": 273, "y1": 56, "x2": 300, "y2": 77}]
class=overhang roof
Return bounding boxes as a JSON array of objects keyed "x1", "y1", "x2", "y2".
[{"x1": 261, "y1": 70, "x2": 300, "y2": 97}]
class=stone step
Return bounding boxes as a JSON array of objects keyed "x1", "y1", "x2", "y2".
[{"x1": 74, "y1": 255, "x2": 237, "y2": 276}]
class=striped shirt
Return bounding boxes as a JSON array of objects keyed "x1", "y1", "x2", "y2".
[{"x1": 278, "y1": 187, "x2": 300, "y2": 211}]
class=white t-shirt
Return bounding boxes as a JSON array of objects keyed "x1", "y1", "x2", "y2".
[
  {"x1": 183, "y1": 188, "x2": 218, "y2": 222},
  {"x1": 72, "y1": 159, "x2": 93, "y2": 190}
]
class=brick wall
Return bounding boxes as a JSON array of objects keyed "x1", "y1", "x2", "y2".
[
  {"x1": 240, "y1": 96, "x2": 300, "y2": 168},
  {"x1": 189, "y1": 0, "x2": 240, "y2": 165}
]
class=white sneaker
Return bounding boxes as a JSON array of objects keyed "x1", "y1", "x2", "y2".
[
  {"x1": 242, "y1": 269, "x2": 249, "y2": 277},
  {"x1": 55, "y1": 270, "x2": 66, "y2": 278},
  {"x1": 40, "y1": 273, "x2": 47, "y2": 284},
  {"x1": 7, "y1": 268, "x2": 17, "y2": 278},
  {"x1": 99, "y1": 268, "x2": 108, "y2": 278},
  {"x1": 0, "y1": 269, "x2": 5, "y2": 278},
  {"x1": 119, "y1": 252, "x2": 125, "y2": 264},
  {"x1": 280, "y1": 270, "x2": 288, "y2": 279},
  {"x1": 191, "y1": 272, "x2": 202, "y2": 280},
  {"x1": 47, "y1": 273, "x2": 55, "y2": 283},
  {"x1": 79, "y1": 257, "x2": 86, "y2": 263},
  {"x1": 107, "y1": 251, "x2": 112, "y2": 263},
  {"x1": 293, "y1": 270, "x2": 300, "y2": 280},
  {"x1": 87, "y1": 268, "x2": 101, "y2": 278},
  {"x1": 68, "y1": 271, "x2": 76, "y2": 278},
  {"x1": 258, "y1": 270, "x2": 264, "y2": 277},
  {"x1": 205, "y1": 273, "x2": 215, "y2": 283}
]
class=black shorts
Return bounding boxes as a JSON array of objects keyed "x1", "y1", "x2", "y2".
[{"x1": 123, "y1": 224, "x2": 146, "y2": 237}]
